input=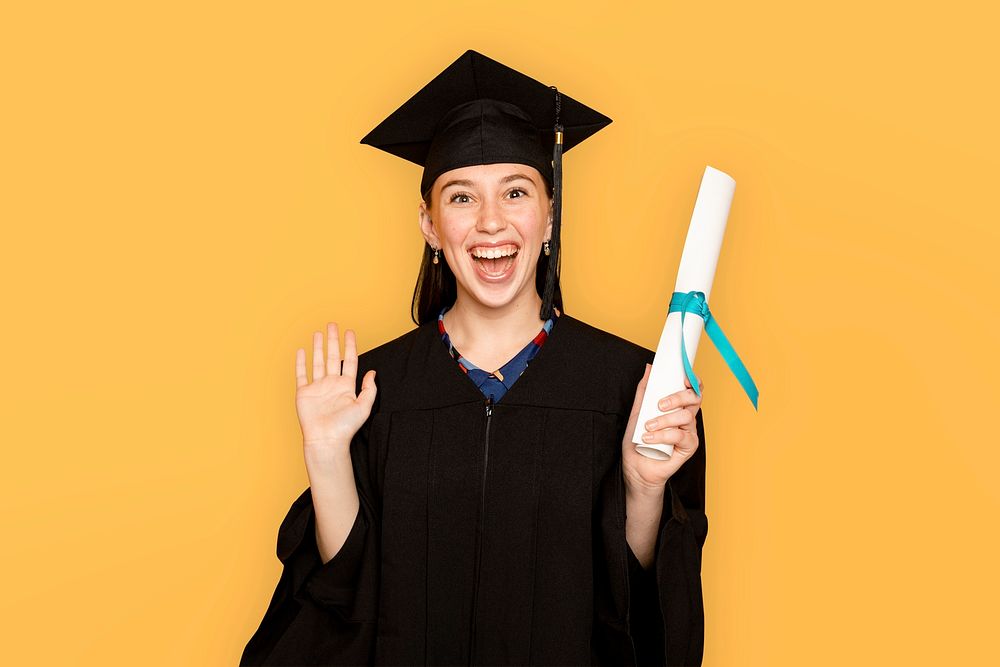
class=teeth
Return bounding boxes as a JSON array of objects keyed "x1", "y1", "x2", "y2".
[{"x1": 470, "y1": 245, "x2": 519, "y2": 259}]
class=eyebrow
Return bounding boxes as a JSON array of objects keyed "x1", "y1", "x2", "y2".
[
  {"x1": 440, "y1": 178, "x2": 475, "y2": 191},
  {"x1": 500, "y1": 173, "x2": 535, "y2": 185},
  {"x1": 440, "y1": 172, "x2": 537, "y2": 191}
]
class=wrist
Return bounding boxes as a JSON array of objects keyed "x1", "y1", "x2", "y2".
[
  {"x1": 303, "y1": 441, "x2": 353, "y2": 472},
  {"x1": 624, "y1": 474, "x2": 667, "y2": 501}
]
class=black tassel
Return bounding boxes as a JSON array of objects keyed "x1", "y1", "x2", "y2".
[{"x1": 541, "y1": 88, "x2": 563, "y2": 321}]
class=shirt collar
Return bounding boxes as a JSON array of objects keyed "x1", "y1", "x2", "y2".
[{"x1": 438, "y1": 304, "x2": 557, "y2": 391}]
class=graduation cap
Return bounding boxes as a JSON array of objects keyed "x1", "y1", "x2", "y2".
[{"x1": 360, "y1": 49, "x2": 612, "y2": 320}]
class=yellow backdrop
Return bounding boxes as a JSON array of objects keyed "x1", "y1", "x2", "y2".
[{"x1": 2, "y1": 1, "x2": 997, "y2": 665}]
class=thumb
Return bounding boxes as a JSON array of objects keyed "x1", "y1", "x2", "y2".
[
  {"x1": 624, "y1": 363, "x2": 651, "y2": 446},
  {"x1": 629, "y1": 363, "x2": 651, "y2": 418},
  {"x1": 357, "y1": 369, "x2": 378, "y2": 409}
]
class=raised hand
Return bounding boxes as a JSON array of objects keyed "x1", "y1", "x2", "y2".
[
  {"x1": 295, "y1": 322, "x2": 377, "y2": 463},
  {"x1": 622, "y1": 363, "x2": 703, "y2": 493}
]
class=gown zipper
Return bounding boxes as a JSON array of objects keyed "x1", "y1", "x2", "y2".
[{"x1": 469, "y1": 394, "x2": 493, "y2": 663}]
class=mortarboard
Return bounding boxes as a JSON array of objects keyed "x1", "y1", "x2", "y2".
[{"x1": 360, "y1": 49, "x2": 612, "y2": 319}]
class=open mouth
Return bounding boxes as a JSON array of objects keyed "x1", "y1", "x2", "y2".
[{"x1": 469, "y1": 244, "x2": 519, "y2": 279}]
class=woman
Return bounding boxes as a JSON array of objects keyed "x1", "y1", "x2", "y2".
[{"x1": 241, "y1": 50, "x2": 708, "y2": 667}]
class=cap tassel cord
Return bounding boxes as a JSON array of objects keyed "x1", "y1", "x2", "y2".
[{"x1": 541, "y1": 88, "x2": 563, "y2": 320}]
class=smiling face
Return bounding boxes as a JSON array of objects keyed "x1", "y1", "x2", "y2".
[{"x1": 419, "y1": 163, "x2": 553, "y2": 313}]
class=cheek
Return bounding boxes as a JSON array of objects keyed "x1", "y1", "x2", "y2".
[
  {"x1": 435, "y1": 213, "x2": 473, "y2": 246},
  {"x1": 508, "y1": 205, "x2": 547, "y2": 236}
]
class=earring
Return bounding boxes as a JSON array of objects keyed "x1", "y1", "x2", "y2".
[
  {"x1": 432, "y1": 247, "x2": 440, "y2": 264},
  {"x1": 543, "y1": 240, "x2": 551, "y2": 256}
]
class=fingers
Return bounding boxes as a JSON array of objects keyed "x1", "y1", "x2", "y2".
[
  {"x1": 683, "y1": 375, "x2": 705, "y2": 392},
  {"x1": 658, "y1": 385, "x2": 703, "y2": 411},
  {"x1": 640, "y1": 424, "x2": 686, "y2": 446},
  {"x1": 644, "y1": 407, "x2": 696, "y2": 432},
  {"x1": 342, "y1": 329, "x2": 358, "y2": 380},
  {"x1": 299, "y1": 323, "x2": 359, "y2": 385},
  {"x1": 295, "y1": 348, "x2": 307, "y2": 388},
  {"x1": 326, "y1": 322, "x2": 341, "y2": 377},
  {"x1": 313, "y1": 330, "x2": 325, "y2": 382}
]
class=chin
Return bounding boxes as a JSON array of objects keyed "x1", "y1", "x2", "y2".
[
  {"x1": 467, "y1": 285, "x2": 521, "y2": 310},
  {"x1": 459, "y1": 271, "x2": 536, "y2": 312}
]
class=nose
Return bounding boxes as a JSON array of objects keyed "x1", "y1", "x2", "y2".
[{"x1": 476, "y1": 195, "x2": 507, "y2": 234}]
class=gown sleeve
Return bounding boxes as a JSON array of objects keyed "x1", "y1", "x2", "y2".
[
  {"x1": 240, "y1": 407, "x2": 382, "y2": 666},
  {"x1": 626, "y1": 406, "x2": 708, "y2": 667}
]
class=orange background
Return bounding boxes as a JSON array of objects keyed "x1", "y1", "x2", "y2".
[{"x1": 2, "y1": 1, "x2": 998, "y2": 665}]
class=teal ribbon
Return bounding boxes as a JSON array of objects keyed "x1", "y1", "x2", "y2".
[{"x1": 668, "y1": 290, "x2": 759, "y2": 410}]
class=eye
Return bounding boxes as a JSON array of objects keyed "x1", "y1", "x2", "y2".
[
  {"x1": 507, "y1": 188, "x2": 528, "y2": 199},
  {"x1": 449, "y1": 192, "x2": 472, "y2": 204}
]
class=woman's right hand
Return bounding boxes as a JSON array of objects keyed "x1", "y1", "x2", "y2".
[{"x1": 295, "y1": 322, "x2": 377, "y2": 463}]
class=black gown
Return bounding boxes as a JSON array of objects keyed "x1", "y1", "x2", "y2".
[{"x1": 241, "y1": 313, "x2": 708, "y2": 666}]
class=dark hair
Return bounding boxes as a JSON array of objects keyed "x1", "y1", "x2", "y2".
[{"x1": 411, "y1": 182, "x2": 563, "y2": 325}]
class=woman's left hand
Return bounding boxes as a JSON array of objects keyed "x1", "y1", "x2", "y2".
[{"x1": 622, "y1": 363, "x2": 703, "y2": 494}]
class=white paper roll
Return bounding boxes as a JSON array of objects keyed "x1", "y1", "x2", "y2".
[{"x1": 632, "y1": 166, "x2": 735, "y2": 459}]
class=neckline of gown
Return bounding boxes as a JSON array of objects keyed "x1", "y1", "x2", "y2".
[
  {"x1": 437, "y1": 305, "x2": 557, "y2": 398},
  {"x1": 411, "y1": 309, "x2": 584, "y2": 411}
]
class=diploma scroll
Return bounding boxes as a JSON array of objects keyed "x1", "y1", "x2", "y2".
[{"x1": 632, "y1": 166, "x2": 739, "y2": 460}]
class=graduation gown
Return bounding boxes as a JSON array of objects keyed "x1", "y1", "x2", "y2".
[{"x1": 241, "y1": 312, "x2": 708, "y2": 666}]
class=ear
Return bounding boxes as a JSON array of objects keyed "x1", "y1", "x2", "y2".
[{"x1": 418, "y1": 200, "x2": 441, "y2": 248}]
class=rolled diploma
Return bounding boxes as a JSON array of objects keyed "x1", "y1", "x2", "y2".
[{"x1": 632, "y1": 165, "x2": 735, "y2": 460}]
